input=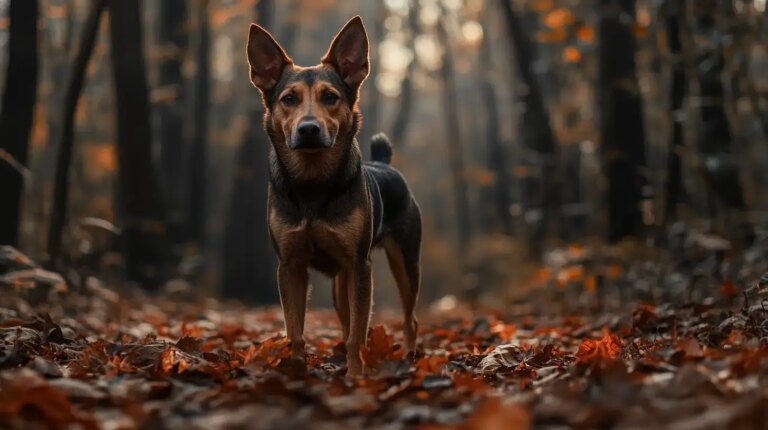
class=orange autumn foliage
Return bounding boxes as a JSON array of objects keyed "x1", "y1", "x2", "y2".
[{"x1": 577, "y1": 329, "x2": 623, "y2": 362}]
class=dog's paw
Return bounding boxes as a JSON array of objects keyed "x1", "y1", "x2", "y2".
[
  {"x1": 346, "y1": 361, "x2": 362, "y2": 377},
  {"x1": 290, "y1": 341, "x2": 306, "y2": 365},
  {"x1": 288, "y1": 355, "x2": 306, "y2": 366}
]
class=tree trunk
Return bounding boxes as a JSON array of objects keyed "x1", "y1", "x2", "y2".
[
  {"x1": 390, "y1": 0, "x2": 420, "y2": 146},
  {"x1": 693, "y1": 0, "x2": 746, "y2": 212},
  {"x1": 42, "y1": 0, "x2": 75, "y2": 202},
  {"x1": 436, "y1": 13, "x2": 472, "y2": 253},
  {"x1": 499, "y1": 0, "x2": 559, "y2": 249},
  {"x1": 479, "y1": 4, "x2": 512, "y2": 236},
  {"x1": 185, "y1": 0, "x2": 209, "y2": 248},
  {"x1": 598, "y1": 0, "x2": 648, "y2": 242},
  {"x1": 108, "y1": 0, "x2": 170, "y2": 287},
  {"x1": 0, "y1": 0, "x2": 39, "y2": 246},
  {"x1": 360, "y1": 1, "x2": 385, "y2": 145},
  {"x1": 663, "y1": 2, "x2": 687, "y2": 224},
  {"x1": 221, "y1": 0, "x2": 279, "y2": 304},
  {"x1": 278, "y1": 0, "x2": 300, "y2": 54},
  {"x1": 158, "y1": 0, "x2": 189, "y2": 245},
  {"x1": 48, "y1": 0, "x2": 106, "y2": 267}
]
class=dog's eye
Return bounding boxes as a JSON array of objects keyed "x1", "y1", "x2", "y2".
[
  {"x1": 280, "y1": 94, "x2": 297, "y2": 106},
  {"x1": 322, "y1": 92, "x2": 340, "y2": 106}
]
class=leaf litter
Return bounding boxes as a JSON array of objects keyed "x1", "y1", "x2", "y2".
[{"x1": 1, "y1": 244, "x2": 768, "y2": 428}]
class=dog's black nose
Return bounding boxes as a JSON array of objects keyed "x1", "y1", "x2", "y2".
[
  {"x1": 297, "y1": 120, "x2": 320, "y2": 137},
  {"x1": 292, "y1": 118, "x2": 330, "y2": 150}
]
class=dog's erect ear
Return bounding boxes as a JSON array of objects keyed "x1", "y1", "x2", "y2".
[
  {"x1": 247, "y1": 24, "x2": 292, "y2": 92},
  {"x1": 322, "y1": 16, "x2": 369, "y2": 89}
]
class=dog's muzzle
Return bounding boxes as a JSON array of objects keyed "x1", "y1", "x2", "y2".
[{"x1": 291, "y1": 118, "x2": 332, "y2": 150}]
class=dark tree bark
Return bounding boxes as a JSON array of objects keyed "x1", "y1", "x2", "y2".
[
  {"x1": 44, "y1": 0, "x2": 75, "y2": 199},
  {"x1": 479, "y1": 4, "x2": 512, "y2": 236},
  {"x1": 598, "y1": 0, "x2": 648, "y2": 242},
  {"x1": 360, "y1": 1, "x2": 385, "y2": 145},
  {"x1": 278, "y1": 0, "x2": 300, "y2": 54},
  {"x1": 663, "y1": 2, "x2": 687, "y2": 224},
  {"x1": 436, "y1": 13, "x2": 472, "y2": 253},
  {"x1": 108, "y1": 0, "x2": 170, "y2": 287},
  {"x1": 157, "y1": 0, "x2": 189, "y2": 245},
  {"x1": 48, "y1": 0, "x2": 107, "y2": 267},
  {"x1": 560, "y1": 143, "x2": 585, "y2": 242},
  {"x1": 185, "y1": 0, "x2": 209, "y2": 247},
  {"x1": 221, "y1": 0, "x2": 279, "y2": 303},
  {"x1": 693, "y1": 0, "x2": 746, "y2": 212},
  {"x1": 0, "y1": 0, "x2": 39, "y2": 246},
  {"x1": 390, "y1": 0, "x2": 420, "y2": 146},
  {"x1": 499, "y1": 0, "x2": 559, "y2": 248}
]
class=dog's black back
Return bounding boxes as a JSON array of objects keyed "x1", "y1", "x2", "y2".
[{"x1": 365, "y1": 135, "x2": 415, "y2": 246}]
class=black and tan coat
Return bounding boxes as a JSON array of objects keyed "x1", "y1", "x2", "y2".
[{"x1": 246, "y1": 16, "x2": 422, "y2": 376}]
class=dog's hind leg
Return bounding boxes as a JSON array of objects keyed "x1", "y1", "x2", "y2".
[
  {"x1": 383, "y1": 208, "x2": 421, "y2": 352},
  {"x1": 278, "y1": 262, "x2": 309, "y2": 362},
  {"x1": 333, "y1": 272, "x2": 350, "y2": 342}
]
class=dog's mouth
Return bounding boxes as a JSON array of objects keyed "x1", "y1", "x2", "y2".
[{"x1": 289, "y1": 134, "x2": 334, "y2": 152}]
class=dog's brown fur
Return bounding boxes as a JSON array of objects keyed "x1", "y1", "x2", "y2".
[{"x1": 247, "y1": 16, "x2": 421, "y2": 376}]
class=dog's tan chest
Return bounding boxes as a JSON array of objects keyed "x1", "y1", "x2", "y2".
[{"x1": 269, "y1": 207, "x2": 367, "y2": 268}]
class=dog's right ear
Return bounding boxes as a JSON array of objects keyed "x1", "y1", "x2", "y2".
[{"x1": 247, "y1": 24, "x2": 292, "y2": 92}]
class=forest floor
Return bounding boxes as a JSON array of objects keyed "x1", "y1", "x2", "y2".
[{"x1": 2, "y1": 234, "x2": 768, "y2": 430}]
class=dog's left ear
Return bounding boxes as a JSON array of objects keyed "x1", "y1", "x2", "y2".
[{"x1": 322, "y1": 16, "x2": 369, "y2": 90}]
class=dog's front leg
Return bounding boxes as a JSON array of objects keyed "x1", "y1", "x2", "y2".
[
  {"x1": 278, "y1": 262, "x2": 309, "y2": 362},
  {"x1": 346, "y1": 259, "x2": 372, "y2": 376}
]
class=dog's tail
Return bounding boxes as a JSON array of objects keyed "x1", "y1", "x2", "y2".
[{"x1": 370, "y1": 133, "x2": 393, "y2": 164}]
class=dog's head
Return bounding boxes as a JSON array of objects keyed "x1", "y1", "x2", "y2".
[{"x1": 247, "y1": 16, "x2": 369, "y2": 153}]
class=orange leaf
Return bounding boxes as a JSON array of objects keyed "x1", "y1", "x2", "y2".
[
  {"x1": 160, "y1": 347, "x2": 175, "y2": 374},
  {"x1": 576, "y1": 25, "x2": 595, "y2": 42},
  {"x1": 416, "y1": 355, "x2": 448, "y2": 374},
  {"x1": 719, "y1": 279, "x2": 739, "y2": 301},
  {"x1": 534, "y1": 267, "x2": 551, "y2": 283},
  {"x1": 606, "y1": 264, "x2": 623, "y2": 280},
  {"x1": 584, "y1": 276, "x2": 596, "y2": 293},
  {"x1": 543, "y1": 8, "x2": 574, "y2": 29},
  {"x1": 537, "y1": 28, "x2": 567, "y2": 43},
  {"x1": 557, "y1": 265, "x2": 584, "y2": 286},
  {"x1": 576, "y1": 329, "x2": 622, "y2": 362},
  {"x1": 563, "y1": 46, "x2": 582, "y2": 63},
  {"x1": 490, "y1": 321, "x2": 517, "y2": 341},
  {"x1": 361, "y1": 325, "x2": 396, "y2": 368},
  {"x1": 633, "y1": 24, "x2": 648, "y2": 38},
  {"x1": 0, "y1": 370, "x2": 97, "y2": 429},
  {"x1": 460, "y1": 397, "x2": 530, "y2": 430},
  {"x1": 239, "y1": 343, "x2": 259, "y2": 366},
  {"x1": 452, "y1": 373, "x2": 491, "y2": 393},
  {"x1": 531, "y1": 0, "x2": 553, "y2": 12}
]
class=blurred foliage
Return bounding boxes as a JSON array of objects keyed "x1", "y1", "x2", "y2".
[{"x1": 0, "y1": 0, "x2": 767, "y2": 301}]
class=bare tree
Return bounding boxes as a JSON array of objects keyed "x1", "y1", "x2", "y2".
[
  {"x1": 278, "y1": 0, "x2": 300, "y2": 53},
  {"x1": 692, "y1": 0, "x2": 747, "y2": 215},
  {"x1": 436, "y1": 10, "x2": 472, "y2": 253},
  {"x1": 157, "y1": 0, "x2": 189, "y2": 245},
  {"x1": 598, "y1": 0, "x2": 648, "y2": 241},
  {"x1": 221, "y1": 0, "x2": 279, "y2": 303},
  {"x1": 499, "y1": 0, "x2": 559, "y2": 249},
  {"x1": 108, "y1": 0, "x2": 170, "y2": 286},
  {"x1": 184, "y1": 0, "x2": 210, "y2": 248},
  {"x1": 360, "y1": 1, "x2": 385, "y2": 145},
  {"x1": 390, "y1": 0, "x2": 420, "y2": 146},
  {"x1": 663, "y1": 1, "x2": 688, "y2": 224},
  {"x1": 479, "y1": 3, "x2": 512, "y2": 236},
  {"x1": 0, "y1": 0, "x2": 39, "y2": 246},
  {"x1": 48, "y1": 0, "x2": 107, "y2": 267}
]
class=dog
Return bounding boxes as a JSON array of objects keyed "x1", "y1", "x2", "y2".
[{"x1": 246, "y1": 16, "x2": 422, "y2": 376}]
